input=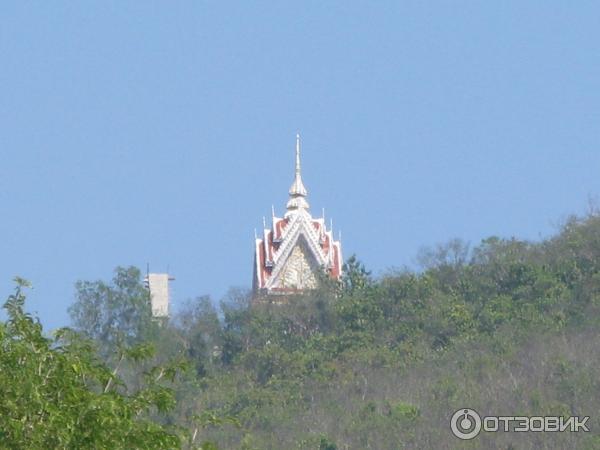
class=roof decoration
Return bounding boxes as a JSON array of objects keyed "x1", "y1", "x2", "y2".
[
  {"x1": 253, "y1": 135, "x2": 343, "y2": 295},
  {"x1": 286, "y1": 134, "x2": 309, "y2": 214}
]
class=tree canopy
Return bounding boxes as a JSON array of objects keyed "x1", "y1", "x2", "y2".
[
  {"x1": 0, "y1": 278, "x2": 180, "y2": 450},
  {"x1": 9, "y1": 211, "x2": 600, "y2": 449}
]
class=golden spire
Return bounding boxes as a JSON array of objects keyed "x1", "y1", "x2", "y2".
[{"x1": 286, "y1": 134, "x2": 310, "y2": 213}]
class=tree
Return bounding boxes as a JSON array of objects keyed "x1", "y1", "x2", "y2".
[
  {"x1": 0, "y1": 278, "x2": 180, "y2": 449},
  {"x1": 174, "y1": 296, "x2": 222, "y2": 377},
  {"x1": 69, "y1": 266, "x2": 157, "y2": 355},
  {"x1": 341, "y1": 255, "x2": 371, "y2": 294}
]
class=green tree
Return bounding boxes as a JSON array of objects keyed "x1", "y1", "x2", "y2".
[
  {"x1": 0, "y1": 278, "x2": 180, "y2": 449},
  {"x1": 341, "y1": 255, "x2": 371, "y2": 294},
  {"x1": 175, "y1": 296, "x2": 222, "y2": 377},
  {"x1": 69, "y1": 266, "x2": 157, "y2": 355}
]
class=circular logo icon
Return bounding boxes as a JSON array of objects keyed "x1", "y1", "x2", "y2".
[{"x1": 450, "y1": 408, "x2": 482, "y2": 440}]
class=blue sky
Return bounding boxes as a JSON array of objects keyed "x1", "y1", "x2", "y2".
[{"x1": 2, "y1": 2, "x2": 600, "y2": 330}]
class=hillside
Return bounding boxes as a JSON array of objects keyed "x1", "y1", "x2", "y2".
[{"x1": 6, "y1": 211, "x2": 600, "y2": 449}]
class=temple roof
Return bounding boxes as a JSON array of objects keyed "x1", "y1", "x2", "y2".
[{"x1": 253, "y1": 135, "x2": 343, "y2": 295}]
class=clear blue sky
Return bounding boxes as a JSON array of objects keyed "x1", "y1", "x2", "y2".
[{"x1": 2, "y1": 2, "x2": 600, "y2": 330}]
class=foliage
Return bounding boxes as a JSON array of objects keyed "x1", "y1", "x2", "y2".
[
  {"x1": 0, "y1": 279, "x2": 180, "y2": 450},
  {"x1": 68, "y1": 266, "x2": 158, "y2": 355},
  {"x1": 27, "y1": 210, "x2": 600, "y2": 448}
]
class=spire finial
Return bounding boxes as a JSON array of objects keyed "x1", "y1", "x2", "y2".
[
  {"x1": 286, "y1": 133, "x2": 309, "y2": 214},
  {"x1": 295, "y1": 133, "x2": 301, "y2": 176}
]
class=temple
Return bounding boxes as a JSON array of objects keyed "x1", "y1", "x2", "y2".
[{"x1": 253, "y1": 135, "x2": 343, "y2": 296}]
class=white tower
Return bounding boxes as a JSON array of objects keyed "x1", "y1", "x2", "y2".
[{"x1": 144, "y1": 272, "x2": 174, "y2": 317}]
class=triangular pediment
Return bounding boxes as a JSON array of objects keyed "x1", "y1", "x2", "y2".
[
  {"x1": 270, "y1": 237, "x2": 319, "y2": 290},
  {"x1": 272, "y1": 213, "x2": 326, "y2": 264},
  {"x1": 266, "y1": 224, "x2": 324, "y2": 290}
]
